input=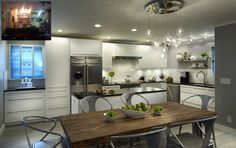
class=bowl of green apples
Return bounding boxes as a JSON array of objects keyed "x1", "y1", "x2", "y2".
[{"x1": 120, "y1": 102, "x2": 150, "y2": 118}]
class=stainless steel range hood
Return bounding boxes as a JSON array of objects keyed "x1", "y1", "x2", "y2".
[{"x1": 112, "y1": 56, "x2": 142, "y2": 60}]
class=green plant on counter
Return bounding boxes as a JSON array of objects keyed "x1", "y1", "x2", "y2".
[
  {"x1": 108, "y1": 90, "x2": 115, "y2": 95},
  {"x1": 108, "y1": 71, "x2": 115, "y2": 77},
  {"x1": 153, "y1": 105, "x2": 164, "y2": 113},
  {"x1": 201, "y1": 52, "x2": 209, "y2": 59}
]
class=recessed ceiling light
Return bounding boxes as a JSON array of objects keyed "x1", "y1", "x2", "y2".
[
  {"x1": 57, "y1": 29, "x2": 63, "y2": 32},
  {"x1": 146, "y1": 40, "x2": 150, "y2": 42},
  {"x1": 107, "y1": 36, "x2": 112, "y2": 39},
  {"x1": 94, "y1": 24, "x2": 102, "y2": 28},
  {"x1": 204, "y1": 36, "x2": 208, "y2": 39},
  {"x1": 131, "y1": 28, "x2": 138, "y2": 32}
]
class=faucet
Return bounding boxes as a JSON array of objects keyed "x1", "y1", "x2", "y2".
[{"x1": 196, "y1": 71, "x2": 206, "y2": 84}]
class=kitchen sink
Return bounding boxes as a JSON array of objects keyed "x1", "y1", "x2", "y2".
[{"x1": 189, "y1": 83, "x2": 215, "y2": 88}]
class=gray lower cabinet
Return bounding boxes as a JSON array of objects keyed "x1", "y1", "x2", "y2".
[
  {"x1": 4, "y1": 90, "x2": 45, "y2": 123},
  {"x1": 141, "y1": 82, "x2": 166, "y2": 89}
]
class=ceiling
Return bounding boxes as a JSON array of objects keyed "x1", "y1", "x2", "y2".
[{"x1": 52, "y1": 0, "x2": 236, "y2": 43}]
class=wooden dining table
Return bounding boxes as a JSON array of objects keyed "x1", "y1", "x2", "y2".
[{"x1": 59, "y1": 102, "x2": 216, "y2": 148}]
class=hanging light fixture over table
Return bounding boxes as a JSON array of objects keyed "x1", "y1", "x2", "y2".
[
  {"x1": 144, "y1": 0, "x2": 185, "y2": 58},
  {"x1": 145, "y1": 0, "x2": 184, "y2": 14}
]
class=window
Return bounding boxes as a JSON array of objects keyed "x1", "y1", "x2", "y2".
[
  {"x1": 211, "y1": 46, "x2": 216, "y2": 75},
  {"x1": 10, "y1": 45, "x2": 44, "y2": 79}
]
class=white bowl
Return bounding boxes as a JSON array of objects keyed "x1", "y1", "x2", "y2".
[{"x1": 120, "y1": 108, "x2": 150, "y2": 118}]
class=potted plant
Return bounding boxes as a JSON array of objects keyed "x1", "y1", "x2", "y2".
[
  {"x1": 104, "y1": 110, "x2": 117, "y2": 121},
  {"x1": 201, "y1": 52, "x2": 209, "y2": 60},
  {"x1": 108, "y1": 71, "x2": 115, "y2": 84},
  {"x1": 153, "y1": 105, "x2": 164, "y2": 115}
]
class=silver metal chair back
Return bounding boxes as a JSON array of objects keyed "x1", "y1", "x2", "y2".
[
  {"x1": 182, "y1": 94, "x2": 214, "y2": 110},
  {"x1": 168, "y1": 115, "x2": 217, "y2": 148},
  {"x1": 110, "y1": 127, "x2": 167, "y2": 148},
  {"x1": 121, "y1": 92, "x2": 150, "y2": 106},
  {"x1": 21, "y1": 116, "x2": 70, "y2": 148},
  {"x1": 80, "y1": 95, "x2": 113, "y2": 113},
  {"x1": 180, "y1": 95, "x2": 217, "y2": 147}
]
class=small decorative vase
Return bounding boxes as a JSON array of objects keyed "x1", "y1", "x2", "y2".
[{"x1": 110, "y1": 77, "x2": 113, "y2": 84}]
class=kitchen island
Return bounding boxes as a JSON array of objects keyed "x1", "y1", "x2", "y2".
[
  {"x1": 99, "y1": 86, "x2": 167, "y2": 110},
  {"x1": 102, "y1": 86, "x2": 166, "y2": 97},
  {"x1": 72, "y1": 86, "x2": 167, "y2": 114}
]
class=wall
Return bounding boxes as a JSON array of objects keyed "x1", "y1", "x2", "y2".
[
  {"x1": 215, "y1": 23, "x2": 236, "y2": 129},
  {"x1": 167, "y1": 39, "x2": 215, "y2": 84}
]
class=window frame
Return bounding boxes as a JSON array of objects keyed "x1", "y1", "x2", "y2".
[
  {"x1": 9, "y1": 44, "x2": 45, "y2": 80},
  {"x1": 211, "y1": 46, "x2": 216, "y2": 76}
]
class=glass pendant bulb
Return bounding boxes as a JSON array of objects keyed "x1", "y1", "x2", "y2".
[
  {"x1": 160, "y1": 51, "x2": 167, "y2": 58},
  {"x1": 162, "y1": 47, "x2": 167, "y2": 53},
  {"x1": 153, "y1": 40, "x2": 160, "y2": 47},
  {"x1": 145, "y1": 29, "x2": 153, "y2": 38},
  {"x1": 176, "y1": 28, "x2": 184, "y2": 36}
]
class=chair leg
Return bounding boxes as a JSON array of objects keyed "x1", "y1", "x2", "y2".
[
  {"x1": 212, "y1": 129, "x2": 217, "y2": 148},
  {"x1": 179, "y1": 125, "x2": 182, "y2": 135}
]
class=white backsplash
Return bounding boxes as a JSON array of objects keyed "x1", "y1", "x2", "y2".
[{"x1": 103, "y1": 67, "x2": 215, "y2": 84}]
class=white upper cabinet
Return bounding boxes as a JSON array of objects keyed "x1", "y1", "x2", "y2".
[
  {"x1": 101, "y1": 43, "x2": 167, "y2": 69},
  {"x1": 45, "y1": 37, "x2": 70, "y2": 86},
  {"x1": 113, "y1": 43, "x2": 142, "y2": 57},
  {"x1": 102, "y1": 43, "x2": 114, "y2": 69},
  {"x1": 70, "y1": 39, "x2": 102, "y2": 56}
]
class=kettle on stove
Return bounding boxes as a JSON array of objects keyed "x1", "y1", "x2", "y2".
[{"x1": 139, "y1": 75, "x2": 145, "y2": 82}]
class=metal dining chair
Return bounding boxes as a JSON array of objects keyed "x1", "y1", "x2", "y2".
[
  {"x1": 120, "y1": 92, "x2": 150, "y2": 106},
  {"x1": 167, "y1": 115, "x2": 217, "y2": 148},
  {"x1": 21, "y1": 116, "x2": 70, "y2": 148},
  {"x1": 110, "y1": 127, "x2": 167, "y2": 148},
  {"x1": 181, "y1": 94, "x2": 215, "y2": 110},
  {"x1": 80, "y1": 95, "x2": 113, "y2": 113},
  {"x1": 179, "y1": 94, "x2": 216, "y2": 147}
]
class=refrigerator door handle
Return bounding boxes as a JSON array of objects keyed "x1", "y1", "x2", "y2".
[
  {"x1": 86, "y1": 64, "x2": 89, "y2": 96},
  {"x1": 83, "y1": 64, "x2": 87, "y2": 97}
]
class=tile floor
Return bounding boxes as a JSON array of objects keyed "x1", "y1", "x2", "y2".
[{"x1": 0, "y1": 122, "x2": 236, "y2": 148}]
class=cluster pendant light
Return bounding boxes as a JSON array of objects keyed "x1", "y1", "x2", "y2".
[{"x1": 144, "y1": 0, "x2": 185, "y2": 58}]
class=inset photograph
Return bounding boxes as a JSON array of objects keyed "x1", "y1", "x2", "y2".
[{"x1": 1, "y1": 1, "x2": 51, "y2": 40}]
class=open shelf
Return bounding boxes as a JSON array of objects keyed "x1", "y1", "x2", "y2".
[
  {"x1": 178, "y1": 59, "x2": 209, "y2": 69},
  {"x1": 178, "y1": 60, "x2": 208, "y2": 63}
]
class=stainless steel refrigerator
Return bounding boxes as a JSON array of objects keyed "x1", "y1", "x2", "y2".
[{"x1": 70, "y1": 56, "x2": 102, "y2": 99}]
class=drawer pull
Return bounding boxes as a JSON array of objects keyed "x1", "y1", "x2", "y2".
[
  {"x1": 7, "y1": 97, "x2": 44, "y2": 101},
  {"x1": 6, "y1": 108, "x2": 44, "y2": 113}
]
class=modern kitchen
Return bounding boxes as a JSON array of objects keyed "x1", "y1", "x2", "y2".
[{"x1": 0, "y1": 0, "x2": 236, "y2": 148}]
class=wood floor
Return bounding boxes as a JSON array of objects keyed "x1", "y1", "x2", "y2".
[{"x1": 0, "y1": 122, "x2": 236, "y2": 148}]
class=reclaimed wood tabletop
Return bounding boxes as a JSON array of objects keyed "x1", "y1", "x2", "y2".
[{"x1": 60, "y1": 102, "x2": 216, "y2": 148}]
